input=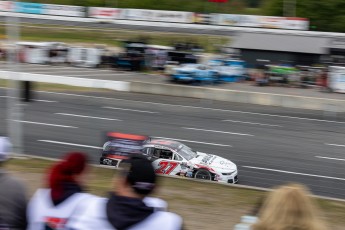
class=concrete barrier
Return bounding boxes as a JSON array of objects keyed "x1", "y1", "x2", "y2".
[
  {"x1": 1, "y1": 70, "x2": 344, "y2": 112},
  {"x1": 130, "y1": 81, "x2": 345, "y2": 112},
  {"x1": 0, "y1": 71, "x2": 130, "y2": 91}
]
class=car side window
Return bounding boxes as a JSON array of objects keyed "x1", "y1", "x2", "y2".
[
  {"x1": 173, "y1": 153, "x2": 183, "y2": 161},
  {"x1": 154, "y1": 148, "x2": 173, "y2": 160},
  {"x1": 142, "y1": 147, "x2": 153, "y2": 156}
]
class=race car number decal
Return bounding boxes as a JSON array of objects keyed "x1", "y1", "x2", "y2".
[{"x1": 155, "y1": 161, "x2": 179, "y2": 174}]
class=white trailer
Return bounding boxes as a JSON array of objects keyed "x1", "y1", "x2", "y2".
[{"x1": 328, "y1": 66, "x2": 345, "y2": 93}]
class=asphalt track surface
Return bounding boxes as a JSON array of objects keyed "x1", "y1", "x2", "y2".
[
  {"x1": 1, "y1": 65, "x2": 345, "y2": 200},
  {"x1": 0, "y1": 16, "x2": 236, "y2": 36}
]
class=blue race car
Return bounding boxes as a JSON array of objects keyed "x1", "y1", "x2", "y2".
[
  {"x1": 170, "y1": 64, "x2": 219, "y2": 84},
  {"x1": 209, "y1": 59, "x2": 247, "y2": 82}
]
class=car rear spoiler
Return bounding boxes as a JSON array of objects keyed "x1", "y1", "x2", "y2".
[{"x1": 102, "y1": 132, "x2": 150, "y2": 167}]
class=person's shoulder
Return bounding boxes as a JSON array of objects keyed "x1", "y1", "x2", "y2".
[
  {"x1": 142, "y1": 211, "x2": 183, "y2": 230},
  {"x1": 73, "y1": 194, "x2": 105, "y2": 213},
  {"x1": 143, "y1": 197, "x2": 168, "y2": 211},
  {"x1": 66, "y1": 196, "x2": 109, "y2": 230},
  {"x1": 0, "y1": 172, "x2": 26, "y2": 190}
]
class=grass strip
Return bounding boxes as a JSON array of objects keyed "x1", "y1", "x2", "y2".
[
  {"x1": 5, "y1": 158, "x2": 345, "y2": 230},
  {"x1": 0, "y1": 23, "x2": 229, "y2": 53}
]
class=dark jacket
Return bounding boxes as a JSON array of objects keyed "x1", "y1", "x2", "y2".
[
  {"x1": 0, "y1": 169, "x2": 27, "y2": 230},
  {"x1": 106, "y1": 193, "x2": 155, "y2": 230}
]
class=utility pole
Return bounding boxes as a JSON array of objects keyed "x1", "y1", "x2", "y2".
[{"x1": 6, "y1": 0, "x2": 24, "y2": 156}]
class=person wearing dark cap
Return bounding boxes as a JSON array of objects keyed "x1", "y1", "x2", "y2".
[
  {"x1": 0, "y1": 137, "x2": 28, "y2": 230},
  {"x1": 67, "y1": 154, "x2": 183, "y2": 230},
  {"x1": 27, "y1": 152, "x2": 94, "y2": 230}
]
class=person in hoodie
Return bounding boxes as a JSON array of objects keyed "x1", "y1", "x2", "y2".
[
  {"x1": 67, "y1": 154, "x2": 183, "y2": 230},
  {"x1": 26, "y1": 152, "x2": 94, "y2": 230},
  {"x1": 0, "y1": 137, "x2": 27, "y2": 230}
]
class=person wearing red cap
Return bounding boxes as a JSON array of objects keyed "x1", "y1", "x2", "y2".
[
  {"x1": 67, "y1": 154, "x2": 183, "y2": 230},
  {"x1": 26, "y1": 152, "x2": 94, "y2": 230}
]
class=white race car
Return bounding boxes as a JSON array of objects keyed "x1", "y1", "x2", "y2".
[{"x1": 143, "y1": 139, "x2": 238, "y2": 184}]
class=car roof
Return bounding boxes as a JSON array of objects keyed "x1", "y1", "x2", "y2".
[{"x1": 145, "y1": 139, "x2": 183, "y2": 151}]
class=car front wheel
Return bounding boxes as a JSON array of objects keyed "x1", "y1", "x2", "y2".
[{"x1": 194, "y1": 169, "x2": 212, "y2": 180}]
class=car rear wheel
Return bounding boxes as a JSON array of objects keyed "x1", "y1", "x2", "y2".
[{"x1": 194, "y1": 169, "x2": 212, "y2": 180}]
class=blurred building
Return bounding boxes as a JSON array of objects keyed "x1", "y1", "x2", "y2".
[{"x1": 229, "y1": 32, "x2": 332, "y2": 67}]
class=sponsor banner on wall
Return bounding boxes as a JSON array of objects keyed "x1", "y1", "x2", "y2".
[
  {"x1": 88, "y1": 7, "x2": 122, "y2": 19},
  {"x1": 211, "y1": 14, "x2": 261, "y2": 27},
  {"x1": 282, "y1": 17, "x2": 309, "y2": 30},
  {"x1": 193, "y1": 13, "x2": 212, "y2": 24},
  {"x1": 260, "y1": 16, "x2": 284, "y2": 29},
  {"x1": 237, "y1": 15, "x2": 260, "y2": 27},
  {"x1": 123, "y1": 9, "x2": 194, "y2": 23},
  {"x1": 14, "y1": 2, "x2": 44, "y2": 14},
  {"x1": 43, "y1": 4, "x2": 85, "y2": 17},
  {"x1": 0, "y1": 1, "x2": 13, "y2": 11},
  {"x1": 212, "y1": 14, "x2": 309, "y2": 30}
]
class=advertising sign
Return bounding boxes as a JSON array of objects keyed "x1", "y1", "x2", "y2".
[
  {"x1": 282, "y1": 17, "x2": 309, "y2": 30},
  {"x1": 238, "y1": 15, "x2": 260, "y2": 27},
  {"x1": 211, "y1": 14, "x2": 260, "y2": 27},
  {"x1": 212, "y1": 14, "x2": 309, "y2": 30},
  {"x1": 43, "y1": 4, "x2": 85, "y2": 17},
  {"x1": 211, "y1": 14, "x2": 241, "y2": 26},
  {"x1": 88, "y1": 7, "x2": 122, "y2": 19},
  {"x1": 0, "y1": 1, "x2": 13, "y2": 12},
  {"x1": 15, "y1": 2, "x2": 44, "y2": 14},
  {"x1": 260, "y1": 16, "x2": 284, "y2": 29},
  {"x1": 123, "y1": 9, "x2": 194, "y2": 23},
  {"x1": 193, "y1": 13, "x2": 212, "y2": 24}
]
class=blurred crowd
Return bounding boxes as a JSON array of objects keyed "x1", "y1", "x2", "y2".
[
  {"x1": 0, "y1": 137, "x2": 331, "y2": 230},
  {"x1": 249, "y1": 64, "x2": 330, "y2": 91}
]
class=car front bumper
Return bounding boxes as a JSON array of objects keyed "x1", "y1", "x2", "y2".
[{"x1": 216, "y1": 171, "x2": 239, "y2": 184}]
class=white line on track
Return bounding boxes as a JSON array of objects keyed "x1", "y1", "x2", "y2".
[
  {"x1": 29, "y1": 69, "x2": 114, "y2": 74},
  {"x1": 0, "y1": 96, "x2": 57, "y2": 103},
  {"x1": 33, "y1": 99, "x2": 58, "y2": 103},
  {"x1": 12, "y1": 120, "x2": 77, "y2": 128},
  {"x1": 16, "y1": 65, "x2": 117, "y2": 72},
  {"x1": 55, "y1": 113, "x2": 122, "y2": 121},
  {"x1": 34, "y1": 91, "x2": 345, "y2": 124},
  {"x1": 38, "y1": 140, "x2": 102, "y2": 149},
  {"x1": 182, "y1": 127, "x2": 253, "y2": 136},
  {"x1": 325, "y1": 143, "x2": 345, "y2": 148},
  {"x1": 242, "y1": 166, "x2": 345, "y2": 181},
  {"x1": 223, "y1": 119, "x2": 282, "y2": 127},
  {"x1": 316, "y1": 156, "x2": 345, "y2": 161},
  {"x1": 63, "y1": 73, "x2": 133, "y2": 77},
  {"x1": 152, "y1": 136, "x2": 231, "y2": 147},
  {"x1": 103, "y1": 106, "x2": 158, "y2": 114}
]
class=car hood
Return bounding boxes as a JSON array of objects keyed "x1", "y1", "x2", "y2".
[{"x1": 190, "y1": 152, "x2": 237, "y2": 172}]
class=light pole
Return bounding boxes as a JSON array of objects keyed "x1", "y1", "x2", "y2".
[{"x1": 6, "y1": 0, "x2": 23, "y2": 156}]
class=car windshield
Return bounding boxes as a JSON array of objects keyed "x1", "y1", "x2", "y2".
[{"x1": 177, "y1": 144, "x2": 197, "y2": 160}]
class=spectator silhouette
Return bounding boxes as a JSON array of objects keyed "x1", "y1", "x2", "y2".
[
  {"x1": 0, "y1": 137, "x2": 27, "y2": 230},
  {"x1": 27, "y1": 152, "x2": 94, "y2": 230},
  {"x1": 67, "y1": 154, "x2": 183, "y2": 230},
  {"x1": 252, "y1": 183, "x2": 328, "y2": 230}
]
